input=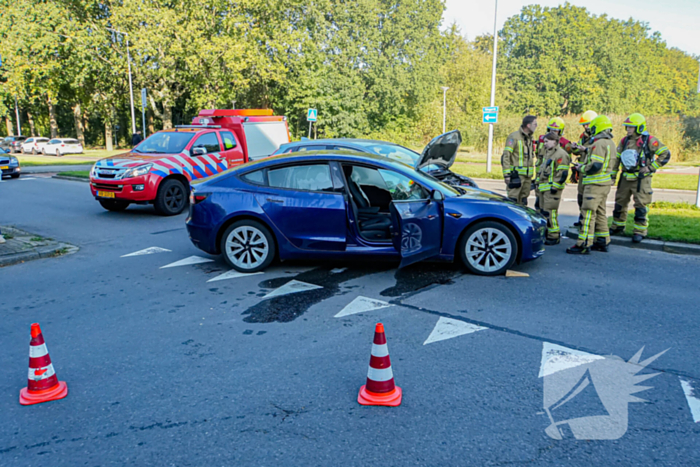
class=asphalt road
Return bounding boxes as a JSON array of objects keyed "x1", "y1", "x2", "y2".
[{"x1": 1, "y1": 176, "x2": 699, "y2": 466}]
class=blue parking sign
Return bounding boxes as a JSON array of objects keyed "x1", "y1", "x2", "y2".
[
  {"x1": 307, "y1": 108, "x2": 317, "y2": 122},
  {"x1": 483, "y1": 112, "x2": 498, "y2": 124}
]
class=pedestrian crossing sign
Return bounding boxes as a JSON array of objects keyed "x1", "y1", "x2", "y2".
[{"x1": 307, "y1": 108, "x2": 317, "y2": 122}]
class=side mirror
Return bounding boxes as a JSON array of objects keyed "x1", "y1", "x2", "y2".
[
  {"x1": 432, "y1": 189, "x2": 444, "y2": 202},
  {"x1": 192, "y1": 147, "x2": 207, "y2": 156}
]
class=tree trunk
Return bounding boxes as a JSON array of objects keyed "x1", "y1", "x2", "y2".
[
  {"x1": 147, "y1": 110, "x2": 155, "y2": 136},
  {"x1": 72, "y1": 103, "x2": 85, "y2": 145},
  {"x1": 27, "y1": 111, "x2": 36, "y2": 136},
  {"x1": 162, "y1": 105, "x2": 173, "y2": 129},
  {"x1": 105, "y1": 121, "x2": 113, "y2": 151},
  {"x1": 47, "y1": 96, "x2": 58, "y2": 138},
  {"x1": 5, "y1": 115, "x2": 14, "y2": 136}
]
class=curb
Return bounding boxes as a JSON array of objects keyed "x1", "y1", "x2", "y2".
[
  {"x1": 565, "y1": 228, "x2": 700, "y2": 256},
  {"x1": 51, "y1": 175, "x2": 90, "y2": 183},
  {"x1": 0, "y1": 243, "x2": 79, "y2": 267},
  {"x1": 22, "y1": 165, "x2": 93, "y2": 174}
]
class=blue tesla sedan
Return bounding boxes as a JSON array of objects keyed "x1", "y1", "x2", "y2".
[{"x1": 186, "y1": 152, "x2": 546, "y2": 276}]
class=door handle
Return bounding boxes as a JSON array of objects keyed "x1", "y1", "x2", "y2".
[
  {"x1": 266, "y1": 198, "x2": 283, "y2": 204},
  {"x1": 427, "y1": 214, "x2": 437, "y2": 219}
]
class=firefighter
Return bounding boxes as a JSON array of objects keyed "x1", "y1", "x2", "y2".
[
  {"x1": 610, "y1": 113, "x2": 671, "y2": 243},
  {"x1": 537, "y1": 132, "x2": 571, "y2": 245},
  {"x1": 566, "y1": 115, "x2": 615, "y2": 255},
  {"x1": 570, "y1": 110, "x2": 598, "y2": 227},
  {"x1": 502, "y1": 115, "x2": 537, "y2": 206},
  {"x1": 534, "y1": 117, "x2": 571, "y2": 210}
]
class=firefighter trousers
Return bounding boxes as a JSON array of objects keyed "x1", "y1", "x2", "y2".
[
  {"x1": 612, "y1": 177, "x2": 652, "y2": 236},
  {"x1": 576, "y1": 184, "x2": 611, "y2": 247},
  {"x1": 540, "y1": 190, "x2": 563, "y2": 240},
  {"x1": 506, "y1": 177, "x2": 532, "y2": 206}
]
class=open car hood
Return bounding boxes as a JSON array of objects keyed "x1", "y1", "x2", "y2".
[{"x1": 415, "y1": 130, "x2": 462, "y2": 169}]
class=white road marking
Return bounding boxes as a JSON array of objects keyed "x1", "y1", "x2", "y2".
[
  {"x1": 20, "y1": 177, "x2": 37, "y2": 180},
  {"x1": 160, "y1": 255, "x2": 214, "y2": 269},
  {"x1": 263, "y1": 280, "x2": 322, "y2": 299},
  {"x1": 539, "y1": 342, "x2": 604, "y2": 378},
  {"x1": 679, "y1": 377, "x2": 700, "y2": 423},
  {"x1": 423, "y1": 317, "x2": 487, "y2": 345},
  {"x1": 122, "y1": 246, "x2": 172, "y2": 257},
  {"x1": 207, "y1": 270, "x2": 263, "y2": 282},
  {"x1": 331, "y1": 268, "x2": 347, "y2": 274},
  {"x1": 335, "y1": 296, "x2": 392, "y2": 318},
  {"x1": 563, "y1": 198, "x2": 577, "y2": 202}
]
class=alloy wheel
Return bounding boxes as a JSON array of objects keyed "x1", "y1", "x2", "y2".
[
  {"x1": 164, "y1": 185, "x2": 185, "y2": 211},
  {"x1": 464, "y1": 227, "x2": 513, "y2": 273},
  {"x1": 225, "y1": 226, "x2": 270, "y2": 270}
]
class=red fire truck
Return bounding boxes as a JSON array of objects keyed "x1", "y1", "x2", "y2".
[{"x1": 89, "y1": 109, "x2": 291, "y2": 215}]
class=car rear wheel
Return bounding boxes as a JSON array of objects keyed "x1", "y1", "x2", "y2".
[
  {"x1": 458, "y1": 221, "x2": 518, "y2": 276},
  {"x1": 32, "y1": 149, "x2": 37, "y2": 155},
  {"x1": 220, "y1": 220, "x2": 276, "y2": 273},
  {"x1": 154, "y1": 178, "x2": 188, "y2": 216},
  {"x1": 99, "y1": 199, "x2": 130, "y2": 212},
  {"x1": 55, "y1": 149, "x2": 62, "y2": 157}
]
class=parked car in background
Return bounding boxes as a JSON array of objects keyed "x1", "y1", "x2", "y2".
[
  {"x1": 1, "y1": 136, "x2": 28, "y2": 153},
  {"x1": 42, "y1": 138, "x2": 83, "y2": 156},
  {"x1": 89, "y1": 108, "x2": 291, "y2": 215},
  {"x1": 0, "y1": 152, "x2": 21, "y2": 178},
  {"x1": 186, "y1": 151, "x2": 546, "y2": 276},
  {"x1": 21, "y1": 137, "x2": 51, "y2": 154},
  {"x1": 273, "y1": 131, "x2": 478, "y2": 189}
]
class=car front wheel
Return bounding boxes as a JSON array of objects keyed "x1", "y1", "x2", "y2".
[
  {"x1": 220, "y1": 220, "x2": 276, "y2": 273},
  {"x1": 459, "y1": 221, "x2": 518, "y2": 276},
  {"x1": 154, "y1": 178, "x2": 188, "y2": 216}
]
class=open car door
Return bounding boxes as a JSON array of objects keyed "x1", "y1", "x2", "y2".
[{"x1": 390, "y1": 194, "x2": 443, "y2": 268}]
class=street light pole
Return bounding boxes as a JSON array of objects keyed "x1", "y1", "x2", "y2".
[
  {"x1": 107, "y1": 28, "x2": 137, "y2": 135},
  {"x1": 14, "y1": 95, "x2": 21, "y2": 135},
  {"x1": 486, "y1": 0, "x2": 498, "y2": 173},
  {"x1": 441, "y1": 87, "x2": 449, "y2": 134}
]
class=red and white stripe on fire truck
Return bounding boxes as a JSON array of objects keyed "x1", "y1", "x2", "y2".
[{"x1": 95, "y1": 151, "x2": 227, "y2": 181}]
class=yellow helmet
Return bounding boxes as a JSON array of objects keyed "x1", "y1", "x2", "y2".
[
  {"x1": 579, "y1": 110, "x2": 598, "y2": 125},
  {"x1": 547, "y1": 117, "x2": 565, "y2": 134},
  {"x1": 589, "y1": 115, "x2": 613, "y2": 136},
  {"x1": 623, "y1": 113, "x2": 646, "y2": 134}
]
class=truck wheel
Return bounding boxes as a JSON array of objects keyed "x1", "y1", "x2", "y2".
[
  {"x1": 458, "y1": 221, "x2": 518, "y2": 276},
  {"x1": 220, "y1": 220, "x2": 276, "y2": 273},
  {"x1": 154, "y1": 178, "x2": 188, "y2": 216},
  {"x1": 99, "y1": 199, "x2": 130, "y2": 212}
]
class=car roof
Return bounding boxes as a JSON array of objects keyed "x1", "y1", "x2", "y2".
[
  {"x1": 241, "y1": 150, "x2": 413, "y2": 172},
  {"x1": 280, "y1": 139, "x2": 402, "y2": 148}
]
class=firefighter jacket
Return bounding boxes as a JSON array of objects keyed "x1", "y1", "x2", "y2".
[
  {"x1": 537, "y1": 146, "x2": 571, "y2": 192},
  {"x1": 535, "y1": 135, "x2": 571, "y2": 177},
  {"x1": 581, "y1": 130, "x2": 615, "y2": 186},
  {"x1": 502, "y1": 128, "x2": 535, "y2": 179},
  {"x1": 611, "y1": 133, "x2": 671, "y2": 181},
  {"x1": 571, "y1": 130, "x2": 594, "y2": 162}
]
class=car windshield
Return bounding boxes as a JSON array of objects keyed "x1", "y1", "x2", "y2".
[
  {"x1": 351, "y1": 142, "x2": 419, "y2": 165},
  {"x1": 135, "y1": 132, "x2": 195, "y2": 154}
]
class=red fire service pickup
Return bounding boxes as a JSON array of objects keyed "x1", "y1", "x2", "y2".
[{"x1": 89, "y1": 109, "x2": 290, "y2": 215}]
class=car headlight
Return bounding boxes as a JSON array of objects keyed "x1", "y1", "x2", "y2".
[
  {"x1": 121, "y1": 163, "x2": 153, "y2": 179},
  {"x1": 90, "y1": 164, "x2": 98, "y2": 177},
  {"x1": 9, "y1": 156, "x2": 19, "y2": 167}
]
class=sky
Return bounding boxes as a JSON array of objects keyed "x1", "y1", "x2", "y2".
[{"x1": 443, "y1": 0, "x2": 700, "y2": 57}]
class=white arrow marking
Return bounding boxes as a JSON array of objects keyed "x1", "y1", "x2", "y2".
[
  {"x1": 122, "y1": 246, "x2": 172, "y2": 257},
  {"x1": 19, "y1": 177, "x2": 37, "y2": 180},
  {"x1": 207, "y1": 270, "x2": 263, "y2": 283},
  {"x1": 330, "y1": 268, "x2": 347, "y2": 274},
  {"x1": 160, "y1": 255, "x2": 214, "y2": 269},
  {"x1": 263, "y1": 280, "x2": 322, "y2": 299},
  {"x1": 679, "y1": 377, "x2": 700, "y2": 423},
  {"x1": 334, "y1": 296, "x2": 392, "y2": 318},
  {"x1": 423, "y1": 317, "x2": 487, "y2": 345},
  {"x1": 539, "y1": 342, "x2": 604, "y2": 378}
]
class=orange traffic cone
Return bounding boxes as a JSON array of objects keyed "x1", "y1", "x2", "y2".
[
  {"x1": 19, "y1": 323, "x2": 68, "y2": 406},
  {"x1": 358, "y1": 323, "x2": 402, "y2": 407}
]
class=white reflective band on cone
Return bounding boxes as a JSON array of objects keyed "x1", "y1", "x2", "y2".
[
  {"x1": 29, "y1": 343, "x2": 49, "y2": 358},
  {"x1": 28, "y1": 364, "x2": 55, "y2": 381},
  {"x1": 371, "y1": 343, "x2": 389, "y2": 357},
  {"x1": 367, "y1": 366, "x2": 394, "y2": 382}
]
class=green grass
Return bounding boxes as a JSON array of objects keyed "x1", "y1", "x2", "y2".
[
  {"x1": 609, "y1": 201, "x2": 700, "y2": 244},
  {"x1": 452, "y1": 162, "x2": 700, "y2": 190},
  {"x1": 58, "y1": 170, "x2": 90, "y2": 178},
  {"x1": 16, "y1": 149, "x2": 127, "y2": 166}
]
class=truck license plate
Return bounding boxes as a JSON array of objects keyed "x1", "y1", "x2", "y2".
[{"x1": 97, "y1": 191, "x2": 115, "y2": 198}]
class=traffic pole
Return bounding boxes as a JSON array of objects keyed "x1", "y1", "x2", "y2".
[
  {"x1": 14, "y1": 95, "x2": 21, "y2": 135},
  {"x1": 308, "y1": 121, "x2": 312, "y2": 139},
  {"x1": 486, "y1": 0, "x2": 498, "y2": 173},
  {"x1": 695, "y1": 167, "x2": 700, "y2": 208},
  {"x1": 142, "y1": 106, "x2": 147, "y2": 138}
]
